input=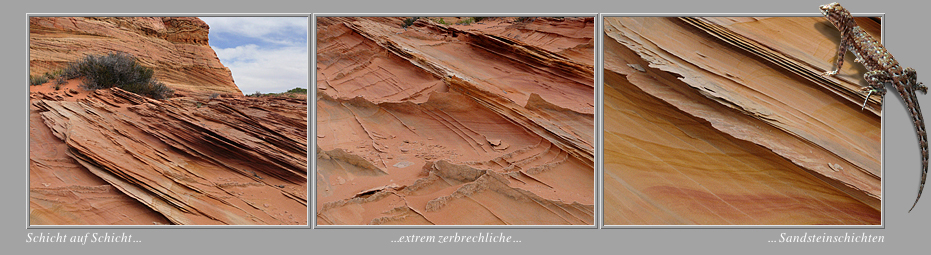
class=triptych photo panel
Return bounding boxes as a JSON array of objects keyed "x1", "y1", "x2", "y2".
[{"x1": 29, "y1": 10, "x2": 893, "y2": 227}]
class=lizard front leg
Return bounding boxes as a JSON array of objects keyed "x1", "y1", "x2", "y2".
[
  {"x1": 861, "y1": 70, "x2": 890, "y2": 110},
  {"x1": 824, "y1": 34, "x2": 850, "y2": 76}
]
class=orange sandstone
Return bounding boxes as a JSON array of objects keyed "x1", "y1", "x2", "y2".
[{"x1": 316, "y1": 17, "x2": 594, "y2": 225}]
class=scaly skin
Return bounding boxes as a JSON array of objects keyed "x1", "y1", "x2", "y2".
[{"x1": 821, "y1": 2, "x2": 928, "y2": 212}]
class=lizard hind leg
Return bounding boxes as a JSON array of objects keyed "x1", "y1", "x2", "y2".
[
  {"x1": 905, "y1": 67, "x2": 927, "y2": 94},
  {"x1": 860, "y1": 70, "x2": 890, "y2": 110}
]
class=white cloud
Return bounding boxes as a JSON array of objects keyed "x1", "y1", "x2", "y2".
[
  {"x1": 213, "y1": 44, "x2": 308, "y2": 94},
  {"x1": 200, "y1": 17, "x2": 308, "y2": 94},
  {"x1": 200, "y1": 17, "x2": 308, "y2": 46}
]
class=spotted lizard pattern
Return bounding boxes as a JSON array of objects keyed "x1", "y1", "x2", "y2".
[{"x1": 820, "y1": 2, "x2": 928, "y2": 212}]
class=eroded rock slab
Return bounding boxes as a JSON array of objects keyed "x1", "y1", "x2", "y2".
[
  {"x1": 30, "y1": 81, "x2": 307, "y2": 225},
  {"x1": 603, "y1": 17, "x2": 880, "y2": 225},
  {"x1": 316, "y1": 17, "x2": 594, "y2": 225}
]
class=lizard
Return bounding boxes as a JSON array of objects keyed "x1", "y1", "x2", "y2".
[{"x1": 820, "y1": 2, "x2": 928, "y2": 212}]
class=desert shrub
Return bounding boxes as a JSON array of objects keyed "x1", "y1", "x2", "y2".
[
  {"x1": 246, "y1": 87, "x2": 307, "y2": 97},
  {"x1": 515, "y1": 17, "x2": 534, "y2": 23},
  {"x1": 286, "y1": 87, "x2": 307, "y2": 94},
  {"x1": 118, "y1": 79, "x2": 173, "y2": 99},
  {"x1": 456, "y1": 17, "x2": 475, "y2": 25},
  {"x1": 64, "y1": 52, "x2": 173, "y2": 99},
  {"x1": 60, "y1": 62, "x2": 83, "y2": 80},
  {"x1": 54, "y1": 76, "x2": 66, "y2": 90},
  {"x1": 30, "y1": 75, "x2": 48, "y2": 86}
]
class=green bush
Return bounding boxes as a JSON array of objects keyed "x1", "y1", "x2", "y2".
[
  {"x1": 286, "y1": 87, "x2": 307, "y2": 94},
  {"x1": 54, "y1": 76, "x2": 66, "y2": 90},
  {"x1": 456, "y1": 17, "x2": 474, "y2": 25},
  {"x1": 515, "y1": 17, "x2": 534, "y2": 23},
  {"x1": 30, "y1": 75, "x2": 48, "y2": 86},
  {"x1": 64, "y1": 52, "x2": 173, "y2": 99},
  {"x1": 247, "y1": 88, "x2": 306, "y2": 97},
  {"x1": 402, "y1": 17, "x2": 421, "y2": 28},
  {"x1": 60, "y1": 63, "x2": 82, "y2": 80}
]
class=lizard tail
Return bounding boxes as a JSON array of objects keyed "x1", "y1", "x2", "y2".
[{"x1": 907, "y1": 90, "x2": 928, "y2": 213}]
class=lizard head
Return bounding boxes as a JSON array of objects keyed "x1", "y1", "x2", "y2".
[{"x1": 820, "y1": 2, "x2": 854, "y2": 30}]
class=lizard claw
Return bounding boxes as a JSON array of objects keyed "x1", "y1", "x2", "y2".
[
  {"x1": 823, "y1": 70, "x2": 839, "y2": 77},
  {"x1": 861, "y1": 89, "x2": 873, "y2": 110},
  {"x1": 859, "y1": 87, "x2": 882, "y2": 111},
  {"x1": 860, "y1": 101, "x2": 871, "y2": 111}
]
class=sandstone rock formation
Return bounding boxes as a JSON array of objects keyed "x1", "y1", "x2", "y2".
[
  {"x1": 30, "y1": 80, "x2": 307, "y2": 225},
  {"x1": 30, "y1": 17, "x2": 242, "y2": 95},
  {"x1": 29, "y1": 17, "x2": 306, "y2": 225},
  {"x1": 316, "y1": 17, "x2": 594, "y2": 225},
  {"x1": 603, "y1": 17, "x2": 881, "y2": 225}
]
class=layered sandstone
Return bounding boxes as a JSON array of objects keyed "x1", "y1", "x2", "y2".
[
  {"x1": 316, "y1": 17, "x2": 594, "y2": 225},
  {"x1": 603, "y1": 17, "x2": 881, "y2": 225},
  {"x1": 29, "y1": 17, "x2": 305, "y2": 225},
  {"x1": 29, "y1": 17, "x2": 242, "y2": 95},
  {"x1": 30, "y1": 81, "x2": 307, "y2": 225}
]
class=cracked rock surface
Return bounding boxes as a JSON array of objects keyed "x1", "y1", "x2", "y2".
[{"x1": 316, "y1": 17, "x2": 594, "y2": 225}]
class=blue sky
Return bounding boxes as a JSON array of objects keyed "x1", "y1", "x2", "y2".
[{"x1": 199, "y1": 17, "x2": 308, "y2": 94}]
